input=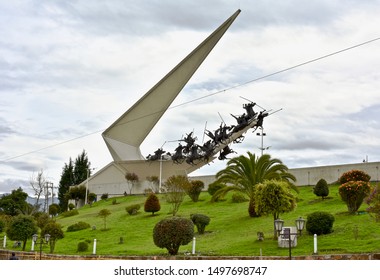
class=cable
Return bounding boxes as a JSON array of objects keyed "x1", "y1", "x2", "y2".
[{"x1": 1, "y1": 36, "x2": 379, "y2": 162}]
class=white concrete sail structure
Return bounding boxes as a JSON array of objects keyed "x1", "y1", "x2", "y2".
[
  {"x1": 102, "y1": 9, "x2": 241, "y2": 162},
  {"x1": 86, "y1": 10, "x2": 246, "y2": 197}
]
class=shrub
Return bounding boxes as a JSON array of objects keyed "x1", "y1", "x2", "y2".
[
  {"x1": 306, "y1": 211, "x2": 335, "y2": 235},
  {"x1": 190, "y1": 213, "x2": 210, "y2": 234},
  {"x1": 153, "y1": 216, "x2": 194, "y2": 255},
  {"x1": 61, "y1": 209, "x2": 79, "y2": 217},
  {"x1": 187, "y1": 180, "x2": 204, "y2": 202},
  {"x1": 101, "y1": 193, "x2": 109, "y2": 201},
  {"x1": 67, "y1": 221, "x2": 91, "y2": 232},
  {"x1": 207, "y1": 182, "x2": 225, "y2": 196},
  {"x1": 313, "y1": 178, "x2": 329, "y2": 199},
  {"x1": 231, "y1": 193, "x2": 249, "y2": 203},
  {"x1": 77, "y1": 241, "x2": 89, "y2": 252},
  {"x1": 339, "y1": 181, "x2": 371, "y2": 213},
  {"x1": 68, "y1": 203, "x2": 75, "y2": 210},
  {"x1": 144, "y1": 193, "x2": 161, "y2": 216},
  {"x1": 339, "y1": 170, "x2": 371, "y2": 184},
  {"x1": 366, "y1": 186, "x2": 380, "y2": 222},
  {"x1": 125, "y1": 204, "x2": 141, "y2": 215}
]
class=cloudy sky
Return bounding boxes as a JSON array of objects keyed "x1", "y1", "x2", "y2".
[{"x1": 1, "y1": 0, "x2": 380, "y2": 196}]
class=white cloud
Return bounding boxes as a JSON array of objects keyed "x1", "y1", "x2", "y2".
[{"x1": 1, "y1": 0, "x2": 380, "y2": 195}]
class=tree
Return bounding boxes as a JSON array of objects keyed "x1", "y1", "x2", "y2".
[
  {"x1": 186, "y1": 180, "x2": 204, "y2": 202},
  {"x1": 73, "y1": 150, "x2": 91, "y2": 185},
  {"x1": 144, "y1": 193, "x2": 161, "y2": 216},
  {"x1": 98, "y1": 209, "x2": 111, "y2": 230},
  {"x1": 366, "y1": 185, "x2": 380, "y2": 222},
  {"x1": 58, "y1": 159, "x2": 74, "y2": 212},
  {"x1": 29, "y1": 169, "x2": 46, "y2": 210},
  {"x1": 338, "y1": 169, "x2": 372, "y2": 214},
  {"x1": 0, "y1": 187, "x2": 29, "y2": 216},
  {"x1": 6, "y1": 215, "x2": 38, "y2": 251},
  {"x1": 313, "y1": 178, "x2": 329, "y2": 200},
  {"x1": 41, "y1": 220, "x2": 64, "y2": 253},
  {"x1": 163, "y1": 175, "x2": 189, "y2": 216},
  {"x1": 67, "y1": 185, "x2": 86, "y2": 208},
  {"x1": 49, "y1": 203, "x2": 60, "y2": 217},
  {"x1": 125, "y1": 172, "x2": 139, "y2": 195},
  {"x1": 153, "y1": 216, "x2": 194, "y2": 255},
  {"x1": 58, "y1": 150, "x2": 92, "y2": 212},
  {"x1": 254, "y1": 180, "x2": 297, "y2": 237},
  {"x1": 211, "y1": 152, "x2": 296, "y2": 217}
]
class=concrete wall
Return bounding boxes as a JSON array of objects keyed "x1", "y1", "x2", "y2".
[{"x1": 190, "y1": 161, "x2": 380, "y2": 187}]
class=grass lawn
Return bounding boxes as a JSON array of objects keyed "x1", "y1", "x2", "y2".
[{"x1": 18, "y1": 184, "x2": 380, "y2": 257}]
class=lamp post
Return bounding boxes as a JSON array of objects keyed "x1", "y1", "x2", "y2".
[
  {"x1": 32, "y1": 234, "x2": 50, "y2": 260},
  {"x1": 274, "y1": 217, "x2": 305, "y2": 260},
  {"x1": 256, "y1": 128, "x2": 269, "y2": 156}
]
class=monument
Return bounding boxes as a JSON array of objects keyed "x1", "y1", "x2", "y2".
[{"x1": 85, "y1": 9, "x2": 268, "y2": 196}]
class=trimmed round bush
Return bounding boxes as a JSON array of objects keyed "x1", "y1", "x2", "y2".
[
  {"x1": 313, "y1": 178, "x2": 329, "y2": 199},
  {"x1": 77, "y1": 241, "x2": 89, "y2": 252},
  {"x1": 339, "y1": 181, "x2": 371, "y2": 213},
  {"x1": 144, "y1": 193, "x2": 161, "y2": 215},
  {"x1": 339, "y1": 170, "x2": 370, "y2": 184},
  {"x1": 306, "y1": 211, "x2": 335, "y2": 235},
  {"x1": 67, "y1": 221, "x2": 91, "y2": 232},
  {"x1": 153, "y1": 216, "x2": 194, "y2": 255},
  {"x1": 190, "y1": 213, "x2": 210, "y2": 234},
  {"x1": 207, "y1": 182, "x2": 225, "y2": 196},
  {"x1": 231, "y1": 193, "x2": 249, "y2": 203},
  {"x1": 125, "y1": 204, "x2": 141, "y2": 215},
  {"x1": 187, "y1": 180, "x2": 204, "y2": 202}
]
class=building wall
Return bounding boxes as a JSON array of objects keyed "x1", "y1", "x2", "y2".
[
  {"x1": 190, "y1": 161, "x2": 380, "y2": 187},
  {"x1": 87, "y1": 161, "x2": 380, "y2": 198}
]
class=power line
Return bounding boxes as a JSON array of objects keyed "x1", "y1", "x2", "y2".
[{"x1": 1, "y1": 36, "x2": 379, "y2": 162}]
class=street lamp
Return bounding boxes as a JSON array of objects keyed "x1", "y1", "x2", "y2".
[
  {"x1": 274, "y1": 217, "x2": 305, "y2": 260},
  {"x1": 256, "y1": 128, "x2": 270, "y2": 156},
  {"x1": 32, "y1": 234, "x2": 50, "y2": 260}
]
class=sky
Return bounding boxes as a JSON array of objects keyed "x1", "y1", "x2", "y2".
[{"x1": 1, "y1": 0, "x2": 380, "y2": 196}]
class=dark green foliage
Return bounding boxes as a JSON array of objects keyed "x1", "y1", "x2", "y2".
[
  {"x1": 187, "y1": 180, "x2": 204, "y2": 202},
  {"x1": 0, "y1": 187, "x2": 29, "y2": 216},
  {"x1": 49, "y1": 203, "x2": 60, "y2": 216},
  {"x1": 313, "y1": 179, "x2": 329, "y2": 199},
  {"x1": 61, "y1": 209, "x2": 79, "y2": 217},
  {"x1": 153, "y1": 216, "x2": 194, "y2": 255},
  {"x1": 101, "y1": 193, "x2": 109, "y2": 201},
  {"x1": 77, "y1": 241, "x2": 89, "y2": 252},
  {"x1": 306, "y1": 211, "x2": 335, "y2": 235},
  {"x1": 6, "y1": 215, "x2": 38, "y2": 251},
  {"x1": 339, "y1": 169, "x2": 371, "y2": 184},
  {"x1": 58, "y1": 159, "x2": 74, "y2": 212},
  {"x1": 125, "y1": 204, "x2": 141, "y2": 215},
  {"x1": 88, "y1": 193, "x2": 97, "y2": 205},
  {"x1": 41, "y1": 221, "x2": 64, "y2": 253},
  {"x1": 207, "y1": 182, "x2": 225, "y2": 196},
  {"x1": 144, "y1": 193, "x2": 161, "y2": 216},
  {"x1": 190, "y1": 213, "x2": 210, "y2": 234},
  {"x1": 67, "y1": 221, "x2": 91, "y2": 232},
  {"x1": 68, "y1": 203, "x2": 75, "y2": 210},
  {"x1": 231, "y1": 193, "x2": 249, "y2": 203},
  {"x1": 35, "y1": 212, "x2": 50, "y2": 230}
]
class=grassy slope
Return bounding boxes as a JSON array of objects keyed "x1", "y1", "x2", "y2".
[{"x1": 51, "y1": 184, "x2": 380, "y2": 257}]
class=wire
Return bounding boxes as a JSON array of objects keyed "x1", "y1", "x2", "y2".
[{"x1": 1, "y1": 36, "x2": 379, "y2": 162}]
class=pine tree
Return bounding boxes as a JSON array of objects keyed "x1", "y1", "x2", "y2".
[{"x1": 58, "y1": 159, "x2": 74, "y2": 212}]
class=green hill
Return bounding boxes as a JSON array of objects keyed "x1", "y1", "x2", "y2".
[{"x1": 48, "y1": 184, "x2": 380, "y2": 257}]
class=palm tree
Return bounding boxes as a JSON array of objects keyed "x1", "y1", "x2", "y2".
[{"x1": 211, "y1": 152, "x2": 296, "y2": 217}]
